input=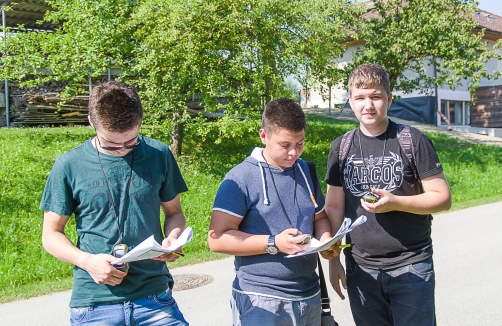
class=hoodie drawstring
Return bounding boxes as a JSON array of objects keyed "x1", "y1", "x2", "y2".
[
  {"x1": 258, "y1": 162, "x2": 270, "y2": 205},
  {"x1": 297, "y1": 162, "x2": 318, "y2": 208},
  {"x1": 259, "y1": 159, "x2": 318, "y2": 208}
]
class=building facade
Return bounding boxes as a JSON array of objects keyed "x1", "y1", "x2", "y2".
[{"x1": 307, "y1": 8, "x2": 502, "y2": 136}]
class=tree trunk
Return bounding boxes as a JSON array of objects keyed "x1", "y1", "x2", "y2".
[
  {"x1": 169, "y1": 109, "x2": 184, "y2": 156},
  {"x1": 264, "y1": 75, "x2": 273, "y2": 105},
  {"x1": 263, "y1": 52, "x2": 277, "y2": 105}
]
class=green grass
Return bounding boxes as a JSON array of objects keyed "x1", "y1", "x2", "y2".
[
  {"x1": 1, "y1": 114, "x2": 501, "y2": 303},
  {"x1": 423, "y1": 131, "x2": 502, "y2": 210}
]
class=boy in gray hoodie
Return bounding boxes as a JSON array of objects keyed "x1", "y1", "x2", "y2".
[{"x1": 208, "y1": 98, "x2": 338, "y2": 326}]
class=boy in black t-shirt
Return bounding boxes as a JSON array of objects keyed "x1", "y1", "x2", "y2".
[{"x1": 325, "y1": 63, "x2": 452, "y2": 326}]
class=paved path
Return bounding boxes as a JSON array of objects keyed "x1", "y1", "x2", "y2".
[{"x1": 1, "y1": 201, "x2": 501, "y2": 325}]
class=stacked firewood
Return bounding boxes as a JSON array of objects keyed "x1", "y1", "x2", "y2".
[{"x1": 9, "y1": 83, "x2": 90, "y2": 126}]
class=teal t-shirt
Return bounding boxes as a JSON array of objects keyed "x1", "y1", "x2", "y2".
[{"x1": 40, "y1": 135, "x2": 188, "y2": 307}]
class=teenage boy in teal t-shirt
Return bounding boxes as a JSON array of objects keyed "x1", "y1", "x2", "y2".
[{"x1": 40, "y1": 81, "x2": 189, "y2": 325}]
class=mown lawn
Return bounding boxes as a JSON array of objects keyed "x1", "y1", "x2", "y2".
[{"x1": 1, "y1": 114, "x2": 501, "y2": 303}]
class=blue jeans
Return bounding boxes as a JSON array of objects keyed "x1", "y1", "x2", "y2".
[
  {"x1": 231, "y1": 291, "x2": 321, "y2": 326},
  {"x1": 69, "y1": 288, "x2": 188, "y2": 325},
  {"x1": 346, "y1": 257, "x2": 435, "y2": 326}
]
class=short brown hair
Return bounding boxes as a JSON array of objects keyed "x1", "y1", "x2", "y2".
[
  {"x1": 348, "y1": 63, "x2": 391, "y2": 95},
  {"x1": 262, "y1": 98, "x2": 306, "y2": 133},
  {"x1": 88, "y1": 81, "x2": 143, "y2": 132}
]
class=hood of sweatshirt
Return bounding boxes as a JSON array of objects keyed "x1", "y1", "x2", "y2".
[{"x1": 245, "y1": 147, "x2": 318, "y2": 208}]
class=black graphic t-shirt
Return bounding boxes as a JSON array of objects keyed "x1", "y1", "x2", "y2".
[{"x1": 326, "y1": 120, "x2": 443, "y2": 270}]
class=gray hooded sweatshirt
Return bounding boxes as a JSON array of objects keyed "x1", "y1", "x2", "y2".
[{"x1": 213, "y1": 147, "x2": 326, "y2": 300}]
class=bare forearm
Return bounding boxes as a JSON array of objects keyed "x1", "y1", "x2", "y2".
[
  {"x1": 368, "y1": 173, "x2": 452, "y2": 215},
  {"x1": 161, "y1": 195, "x2": 187, "y2": 240},
  {"x1": 42, "y1": 212, "x2": 124, "y2": 284},
  {"x1": 314, "y1": 215, "x2": 332, "y2": 241},
  {"x1": 325, "y1": 206, "x2": 345, "y2": 235},
  {"x1": 208, "y1": 230, "x2": 269, "y2": 256},
  {"x1": 325, "y1": 185, "x2": 346, "y2": 235},
  {"x1": 42, "y1": 230, "x2": 91, "y2": 269},
  {"x1": 163, "y1": 211, "x2": 187, "y2": 239},
  {"x1": 392, "y1": 191, "x2": 452, "y2": 215}
]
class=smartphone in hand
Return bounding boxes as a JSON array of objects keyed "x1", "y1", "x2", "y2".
[
  {"x1": 296, "y1": 234, "x2": 311, "y2": 245},
  {"x1": 113, "y1": 244, "x2": 129, "y2": 272},
  {"x1": 363, "y1": 193, "x2": 379, "y2": 204}
]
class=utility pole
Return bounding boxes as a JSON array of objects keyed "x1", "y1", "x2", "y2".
[{"x1": 2, "y1": 5, "x2": 10, "y2": 127}]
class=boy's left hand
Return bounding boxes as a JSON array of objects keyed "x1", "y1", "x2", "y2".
[
  {"x1": 319, "y1": 240, "x2": 341, "y2": 259},
  {"x1": 361, "y1": 188, "x2": 397, "y2": 213},
  {"x1": 152, "y1": 237, "x2": 182, "y2": 262}
]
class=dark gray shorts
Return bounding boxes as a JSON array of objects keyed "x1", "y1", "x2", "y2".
[{"x1": 231, "y1": 290, "x2": 321, "y2": 326}]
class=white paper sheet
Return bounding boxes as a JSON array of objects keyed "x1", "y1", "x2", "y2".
[
  {"x1": 111, "y1": 227, "x2": 193, "y2": 264},
  {"x1": 285, "y1": 215, "x2": 367, "y2": 258}
]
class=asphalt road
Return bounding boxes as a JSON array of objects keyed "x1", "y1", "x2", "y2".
[{"x1": 1, "y1": 201, "x2": 501, "y2": 325}]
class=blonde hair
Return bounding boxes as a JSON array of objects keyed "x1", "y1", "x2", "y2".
[{"x1": 348, "y1": 63, "x2": 390, "y2": 95}]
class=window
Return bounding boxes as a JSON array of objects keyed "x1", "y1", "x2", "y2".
[{"x1": 440, "y1": 100, "x2": 470, "y2": 126}]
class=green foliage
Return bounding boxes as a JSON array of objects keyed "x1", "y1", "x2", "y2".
[
  {"x1": 338, "y1": 0, "x2": 502, "y2": 96},
  {"x1": 2, "y1": 0, "x2": 501, "y2": 152},
  {"x1": 0, "y1": 0, "x2": 359, "y2": 154},
  {"x1": 181, "y1": 116, "x2": 262, "y2": 175},
  {"x1": 1, "y1": 0, "x2": 135, "y2": 96},
  {"x1": 2, "y1": 116, "x2": 501, "y2": 302},
  {"x1": 277, "y1": 79, "x2": 301, "y2": 102}
]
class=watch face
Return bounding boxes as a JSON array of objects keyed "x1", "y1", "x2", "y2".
[
  {"x1": 266, "y1": 235, "x2": 278, "y2": 254},
  {"x1": 266, "y1": 246, "x2": 278, "y2": 254}
]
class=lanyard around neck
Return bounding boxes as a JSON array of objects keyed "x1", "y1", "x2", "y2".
[
  {"x1": 94, "y1": 138, "x2": 135, "y2": 242},
  {"x1": 263, "y1": 156, "x2": 297, "y2": 228},
  {"x1": 357, "y1": 128, "x2": 387, "y2": 189}
]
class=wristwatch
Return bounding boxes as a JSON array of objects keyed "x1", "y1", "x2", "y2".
[{"x1": 266, "y1": 235, "x2": 278, "y2": 255}]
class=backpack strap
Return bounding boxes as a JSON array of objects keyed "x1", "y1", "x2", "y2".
[
  {"x1": 396, "y1": 124, "x2": 421, "y2": 187},
  {"x1": 338, "y1": 129, "x2": 356, "y2": 184}
]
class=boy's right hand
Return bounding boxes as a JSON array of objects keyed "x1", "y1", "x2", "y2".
[
  {"x1": 329, "y1": 258, "x2": 347, "y2": 300},
  {"x1": 83, "y1": 253, "x2": 128, "y2": 286},
  {"x1": 275, "y1": 228, "x2": 311, "y2": 255}
]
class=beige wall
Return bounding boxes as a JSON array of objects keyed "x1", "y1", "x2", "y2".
[{"x1": 308, "y1": 37, "x2": 501, "y2": 113}]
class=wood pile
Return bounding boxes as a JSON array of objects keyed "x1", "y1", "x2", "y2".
[
  {"x1": 186, "y1": 101, "x2": 205, "y2": 117},
  {"x1": 186, "y1": 101, "x2": 225, "y2": 119},
  {"x1": 5, "y1": 82, "x2": 227, "y2": 126},
  {"x1": 9, "y1": 83, "x2": 90, "y2": 126}
]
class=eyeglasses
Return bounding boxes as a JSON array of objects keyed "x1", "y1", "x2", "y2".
[{"x1": 96, "y1": 133, "x2": 142, "y2": 151}]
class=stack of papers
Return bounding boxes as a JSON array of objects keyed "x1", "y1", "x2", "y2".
[
  {"x1": 111, "y1": 227, "x2": 193, "y2": 265},
  {"x1": 286, "y1": 215, "x2": 367, "y2": 258}
]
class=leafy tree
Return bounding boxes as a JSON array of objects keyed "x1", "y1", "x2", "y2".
[
  {"x1": 1, "y1": 0, "x2": 134, "y2": 93},
  {"x1": 337, "y1": 0, "x2": 502, "y2": 95},
  {"x1": 1, "y1": 0, "x2": 358, "y2": 155}
]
